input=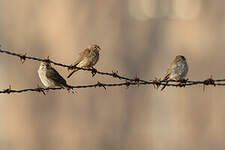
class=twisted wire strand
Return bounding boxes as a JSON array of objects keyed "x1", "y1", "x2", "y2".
[
  {"x1": 0, "y1": 47, "x2": 224, "y2": 94},
  {"x1": 0, "y1": 79, "x2": 223, "y2": 95},
  {"x1": 0, "y1": 48, "x2": 149, "y2": 83},
  {"x1": 0, "y1": 82, "x2": 145, "y2": 94}
]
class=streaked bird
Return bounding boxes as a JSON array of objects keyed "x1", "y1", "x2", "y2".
[
  {"x1": 38, "y1": 62, "x2": 72, "y2": 89},
  {"x1": 67, "y1": 44, "x2": 101, "y2": 78},
  {"x1": 161, "y1": 55, "x2": 188, "y2": 91}
]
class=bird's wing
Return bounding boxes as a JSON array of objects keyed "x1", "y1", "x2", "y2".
[
  {"x1": 46, "y1": 67, "x2": 66, "y2": 85},
  {"x1": 163, "y1": 61, "x2": 176, "y2": 80},
  {"x1": 72, "y1": 48, "x2": 91, "y2": 66}
]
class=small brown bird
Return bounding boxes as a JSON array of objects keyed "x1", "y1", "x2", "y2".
[
  {"x1": 67, "y1": 44, "x2": 101, "y2": 78},
  {"x1": 38, "y1": 62, "x2": 72, "y2": 89},
  {"x1": 161, "y1": 55, "x2": 188, "y2": 91}
]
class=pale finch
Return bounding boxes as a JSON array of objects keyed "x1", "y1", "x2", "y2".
[
  {"x1": 161, "y1": 55, "x2": 188, "y2": 91},
  {"x1": 67, "y1": 44, "x2": 101, "y2": 78},
  {"x1": 38, "y1": 62, "x2": 72, "y2": 89}
]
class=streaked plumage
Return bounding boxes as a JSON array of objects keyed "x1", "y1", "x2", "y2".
[
  {"x1": 38, "y1": 62, "x2": 71, "y2": 88},
  {"x1": 161, "y1": 55, "x2": 188, "y2": 91},
  {"x1": 67, "y1": 44, "x2": 101, "y2": 78}
]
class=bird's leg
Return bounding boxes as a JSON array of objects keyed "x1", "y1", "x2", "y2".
[{"x1": 91, "y1": 67, "x2": 97, "y2": 77}]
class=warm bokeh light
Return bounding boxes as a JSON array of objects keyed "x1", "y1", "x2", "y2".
[{"x1": 0, "y1": 0, "x2": 225, "y2": 150}]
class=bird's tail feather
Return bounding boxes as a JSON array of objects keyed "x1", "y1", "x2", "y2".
[{"x1": 161, "y1": 81, "x2": 169, "y2": 91}]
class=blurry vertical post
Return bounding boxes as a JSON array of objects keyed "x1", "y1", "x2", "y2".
[{"x1": 128, "y1": 0, "x2": 202, "y2": 20}]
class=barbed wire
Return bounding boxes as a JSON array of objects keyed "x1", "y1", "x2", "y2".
[
  {"x1": 0, "y1": 82, "x2": 136, "y2": 95},
  {"x1": 0, "y1": 78, "x2": 224, "y2": 95},
  {"x1": 0, "y1": 47, "x2": 224, "y2": 94},
  {"x1": 0, "y1": 47, "x2": 149, "y2": 83}
]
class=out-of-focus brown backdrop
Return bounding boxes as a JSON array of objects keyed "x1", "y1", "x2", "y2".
[{"x1": 0, "y1": 0, "x2": 225, "y2": 150}]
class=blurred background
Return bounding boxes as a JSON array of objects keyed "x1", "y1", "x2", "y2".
[{"x1": 0, "y1": 0, "x2": 225, "y2": 149}]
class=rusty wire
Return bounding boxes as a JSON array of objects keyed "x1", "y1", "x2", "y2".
[
  {"x1": 0, "y1": 48, "x2": 224, "y2": 94},
  {"x1": 0, "y1": 48, "x2": 149, "y2": 83}
]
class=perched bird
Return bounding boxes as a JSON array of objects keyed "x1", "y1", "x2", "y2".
[
  {"x1": 161, "y1": 55, "x2": 188, "y2": 91},
  {"x1": 38, "y1": 62, "x2": 72, "y2": 89},
  {"x1": 67, "y1": 44, "x2": 101, "y2": 78}
]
